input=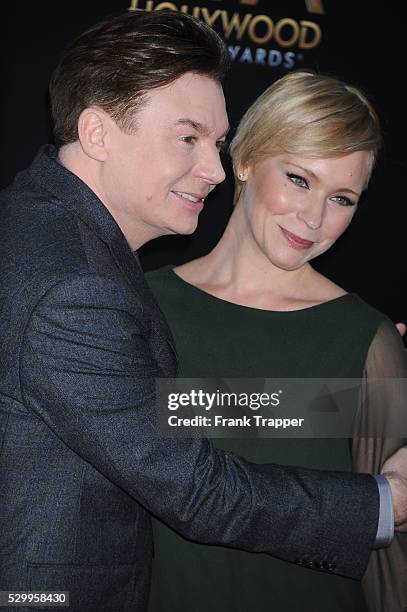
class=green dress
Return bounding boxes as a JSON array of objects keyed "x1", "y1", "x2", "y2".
[{"x1": 145, "y1": 266, "x2": 407, "y2": 612}]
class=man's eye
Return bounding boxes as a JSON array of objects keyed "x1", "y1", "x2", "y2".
[
  {"x1": 180, "y1": 136, "x2": 196, "y2": 145},
  {"x1": 287, "y1": 173, "x2": 309, "y2": 189},
  {"x1": 330, "y1": 195, "x2": 356, "y2": 207}
]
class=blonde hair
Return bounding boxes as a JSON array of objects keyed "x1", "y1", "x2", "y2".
[{"x1": 230, "y1": 70, "x2": 381, "y2": 202}]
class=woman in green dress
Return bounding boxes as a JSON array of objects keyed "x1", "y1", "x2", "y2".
[{"x1": 146, "y1": 71, "x2": 407, "y2": 612}]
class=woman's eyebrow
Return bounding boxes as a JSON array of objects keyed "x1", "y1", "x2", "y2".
[{"x1": 287, "y1": 162, "x2": 361, "y2": 196}]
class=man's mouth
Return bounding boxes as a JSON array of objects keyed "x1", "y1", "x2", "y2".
[{"x1": 172, "y1": 191, "x2": 204, "y2": 204}]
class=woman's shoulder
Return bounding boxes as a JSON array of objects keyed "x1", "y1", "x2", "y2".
[
  {"x1": 145, "y1": 265, "x2": 177, "y2": 295},
  {"x1": 337, "y1": 297, "x2": 388, "y2": 329},
  {"x1": 308, "y1": 271, "x2": 385, "y2": 323},
  {"x1": 145, "y1": 264, "x2": 174, "y2": 282},
  {"x1": 145, "y1": 264, "x2": 200, "y2": 311},
  {"x1": 315, "y1": 278, "x2": 388, "y2": 329}
]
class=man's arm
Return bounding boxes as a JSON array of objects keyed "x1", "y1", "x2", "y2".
[{"x1": 20, "y1": 274, "x2": 382, "y2": 579}]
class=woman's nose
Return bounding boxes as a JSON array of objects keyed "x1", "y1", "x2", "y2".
[{"x1": 296, "y1": 198, "x2": 325, "y2": 230}]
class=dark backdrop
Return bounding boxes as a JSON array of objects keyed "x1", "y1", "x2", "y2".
[{"x1": 1, "y1": 0, "x2": 406, "y2": 329}]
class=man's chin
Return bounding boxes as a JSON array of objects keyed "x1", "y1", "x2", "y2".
[{"x1": 168, "y1": 219, "x2": 199, "y2": 236}]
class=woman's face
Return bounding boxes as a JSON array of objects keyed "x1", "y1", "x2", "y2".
[{"x1": 238, "y1": 151, "x2": 371, "y2": 271}]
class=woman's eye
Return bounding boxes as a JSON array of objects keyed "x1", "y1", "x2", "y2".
[
  {"x1": 287, "y1": 173, "x2": 309, "y2": 189},
  {"x1": 330, "y1": 195, "x2": 356, "y2": 207}
]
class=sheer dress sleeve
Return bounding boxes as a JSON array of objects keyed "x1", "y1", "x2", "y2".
[{"x1": 352, "y1": 319, "x2": 407, "y2": 611}]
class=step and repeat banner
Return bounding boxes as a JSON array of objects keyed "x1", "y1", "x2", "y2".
[{"x1": 1, "y1": 0, "x2": 406, "y2": 323}]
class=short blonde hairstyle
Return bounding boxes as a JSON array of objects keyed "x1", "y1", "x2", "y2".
[{"x1": 230, "y1": 70, "x2": 381, "y2": 202}]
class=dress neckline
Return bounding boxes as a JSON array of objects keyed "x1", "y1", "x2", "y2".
[{"x1": 166, "y1": 267, "x2": 355, "y2": 316}]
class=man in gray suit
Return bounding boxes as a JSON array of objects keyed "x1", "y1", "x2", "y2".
[{"x1": 1, "y1": 10, "x2": 406, "y2": 611}]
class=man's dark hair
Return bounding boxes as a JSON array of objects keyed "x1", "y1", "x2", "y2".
[{"x1": 49, "y1": 10, "x2": 230, "y2": 147}]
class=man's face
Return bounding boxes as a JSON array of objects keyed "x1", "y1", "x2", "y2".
[{"x1": 99, "y1": 72, "x2": 229, "y2": 248}]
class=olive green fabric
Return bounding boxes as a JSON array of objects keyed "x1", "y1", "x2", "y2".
[{"x1": 145, "y1": 266, "x2": 398, "y2": 612}]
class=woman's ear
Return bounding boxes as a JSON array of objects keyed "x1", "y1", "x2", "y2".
[{"x1": 236, "y1": 163, "x2": 249, "y2": 182}]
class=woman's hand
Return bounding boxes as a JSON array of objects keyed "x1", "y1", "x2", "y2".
[{"x1": 396, "y1": 323, "x2": 406, "y2": 336}]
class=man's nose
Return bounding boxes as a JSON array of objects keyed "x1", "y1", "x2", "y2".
[{"x1": 198, "y1": 146, "x2": 226, "y2": 186}]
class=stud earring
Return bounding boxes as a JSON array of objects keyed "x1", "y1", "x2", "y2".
[{"x1": 238, "y1": 172, "x2": 246, "y2": 181}]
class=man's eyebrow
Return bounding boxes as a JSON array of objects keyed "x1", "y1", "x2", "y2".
[{"x1": 174, "y1": 118, "x2": 230, "y2": 139}]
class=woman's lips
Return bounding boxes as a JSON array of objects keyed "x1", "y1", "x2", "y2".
[{"x1": 279, "y1": 226, "x2": 315, "y2": 250}]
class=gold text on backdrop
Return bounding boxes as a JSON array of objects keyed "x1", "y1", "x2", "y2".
[
  {"x1": 128, "y1": 1, "x2": 321, "y2": 49},
  {"x1": 204, "y1": 0, "x2": 325, "y2": 14}
]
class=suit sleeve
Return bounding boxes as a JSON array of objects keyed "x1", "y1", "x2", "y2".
[{"x1": 20, "y1": 274, "x2": 379, "y2": 579}]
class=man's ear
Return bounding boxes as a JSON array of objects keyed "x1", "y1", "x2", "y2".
[{"x1": 77, "y1": 107, "x2": 111, "y2": 162}]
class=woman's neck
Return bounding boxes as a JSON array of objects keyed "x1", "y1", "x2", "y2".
[{"x1": 175, "y1": 204, "x2": 338, "y2": 311}]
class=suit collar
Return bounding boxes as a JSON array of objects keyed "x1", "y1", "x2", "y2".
[
  {"x1": 28, "y1": 145, "x2": 176, "y2": 350},
  {"x1": 28, "y1": 145, "x2": 147, "y2": 297},
  {"x1": 28, "y1": 144, "x2": 123, "y2": 245}
]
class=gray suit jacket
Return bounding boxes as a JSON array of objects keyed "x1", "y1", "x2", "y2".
[{"x1": 0, "y1": 146, "x2": 379, "y2": 611}]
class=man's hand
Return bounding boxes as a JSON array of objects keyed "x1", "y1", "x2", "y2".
[{"x1": 382, "y1": 447, "x2": 407, "y2": 532}]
